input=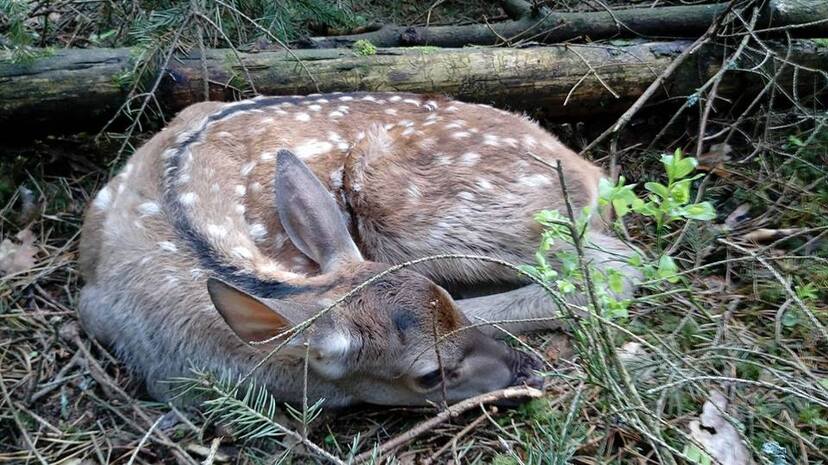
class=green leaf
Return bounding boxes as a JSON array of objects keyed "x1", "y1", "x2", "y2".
[
  {"x1": 671, "y1": 179, "x2": 692, "y2": 204},
  {"x1": 782, "y1": 309, "x2": 800, "y2": 328},
  {"x1": 556, "y1": 280, "x2": 576, "y2": 294},
  {"x1": 661, "y1": 153, "x2": 676, "y2": 179},
  {"x1": 645, "y1": 182, "x2": 670, "y2": 199},
  {"x1": 632, "y1": 199, "x2": 658, "y2": 217},
  {"x1": 607, "y1": 269, "x2": 625, "y2": 294},
  {"x1": 684, "y1": 444, "x2": 702, "y2": 463},
  {"x1": 656, "y1": 255, "x2": 679, "y2": 283},
  {"x1": 681, "y1": 202, "x2": 716, "y2": 220},
  {"x1": 598, "y1": 177, "x2": 615, "y2": 200},
  {"x1": 674, "y1": 157, "x2": 698, "y2": 179},
  {"x1": 787, "y1": 135, "x2": 806, "y2": 147},
  {"x1": 612, "y1": 198, "x2": 630, "y2": 217}
]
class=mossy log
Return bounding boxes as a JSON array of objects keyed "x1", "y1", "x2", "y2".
[
  {"x1": 1, "y1": 40, "x2": 827, "y2": 137},
  {"x1": 304, "y1": 0, "x2": 828, "y2": 49}
]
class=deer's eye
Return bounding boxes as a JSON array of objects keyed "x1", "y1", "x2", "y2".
[{"x1": 415, "y1": 369, "x2": 443, "y2": 389}]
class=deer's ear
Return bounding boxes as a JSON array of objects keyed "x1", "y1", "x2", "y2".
[
  {"x1": 208, "y1": 278, "x2": 302, "y2": 345},
  {"x1": 275, "y1": 150, "x2": 363, "y2": 273}
]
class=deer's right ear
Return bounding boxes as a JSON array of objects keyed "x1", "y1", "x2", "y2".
[
  {"x1": 275, "y1": 150, "x2": 363, "y2": 273},
  {"x1": 208, "y1": 278, "x2": 300, "y2": 345}
]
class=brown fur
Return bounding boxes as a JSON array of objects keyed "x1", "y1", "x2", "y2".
[{"x1": 78, "y1": 92, "x2": 637, "y2": 406}]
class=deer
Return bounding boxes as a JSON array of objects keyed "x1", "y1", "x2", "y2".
[{"x1": 78, "y1": 92, "x2": 639, "y2": 407}]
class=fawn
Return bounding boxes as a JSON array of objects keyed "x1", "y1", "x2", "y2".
[{"x1": 78, "y1": 92, "x2": 638, "y2": 406}]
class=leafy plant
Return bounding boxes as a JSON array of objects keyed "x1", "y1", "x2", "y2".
[{"x1": 521, "y1": 148, "x2": 716, "y2": 319}]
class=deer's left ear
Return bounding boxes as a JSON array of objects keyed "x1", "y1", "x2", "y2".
[{"x1": 275, "y1": 150, "x2": 363, "y2": 273}]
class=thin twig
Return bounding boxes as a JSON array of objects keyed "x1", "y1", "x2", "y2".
[{"x1": 352, "y1": 386, "x2": 543, "y2": 464}]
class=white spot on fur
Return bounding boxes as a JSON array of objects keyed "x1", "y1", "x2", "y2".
[
  {"x1": 445, "y1": 105, "x2": 459, "y2": 112},
  {"x1": 294, "y1": 140, "x2": 333, "y2": 159},
  {"x1": 328, "y1": 111, "x2": 344, "y2": 118},
  {"x1": 337, "y1": 105, "x2": 349, "y2": 113},
  {"x1": 250, "y1": 182, "x2": 263, "y2": 193},
  {"x1": 457, "y1": 191, "x2": 475, "y2": 201},
  {"x1": 117, "y1": 183, "x2": 125, "y2": 194},
  {"x1": 523, "y1": 135, "x2": 538, "y2": 148},
  {"x1": 338, "y1": 96, "x2": 354, "y2": 101},
  {"x1": 93, "y1": 187, "x2": 112, "y2": 209},
  {"x1": 261, "y1": 151, "x2": 275, "y2": 161},
  {"x1": 216, "y1": 131, "x2": 234, "y2": 139},
  {"x1": 424, "y1": 100, "x2": 438, "y2": 111},
  {"x1": 295, "y1": 112, "x2": 311, "y2": 122},
  {"x1": 436, "y1": 154, "x2": 453, "y2": 166},
  {"x1": 384, "y1": 108, "x2": 397, "y2": 116},
  {"x1": 483, "y1": 134, "x2": 501, "y2": 146},
  {"x1": 452, "y1": 132, "x2": 471, "y2": 139},
  {"x1": 258, "y1": 262, "x2": 281, "y2": 274},
  {"x1": 234, "y1": 204, "x2": 246, "y2": 214},
  {"x1": 503, "y1": 137, "x2": 519, "y2": 148},
  {"x1": 361, "y1": 95, "x2": 377, "y2": 102},
  {"x1": 207, "y1": 224, "x2": 228, "y2": 238},
  {"x1": 476, "y1": 178, "x2": 494, "y2": 190},
  {"x1": 403, "y1": 98, "x2": 420, "y2": 107},
  {"x1": 249, "y1": 223, "x2": 267, "y2": 240},
  {"x1": 162, "y1": 149, "x2": 177, "y2": 159},
  {"x1": 240, "y1": 161, "x2": 257, "y2": 176},
  {"x1": 461, "y1": 152, "x2": 480, "y2": 166},
  {"x1": 179, "y1": 192, "x2": 198, "y2": 205},
  {"x1": 234, "y1": 185, "x2": 247, "y2": 196},
  {"x1": 520, "y1": 174, "x2": 552, "y2": 187},
  {"x1": 308, "y1": 104, "x2": 322, "y2": 112},
  {"x1": 337, "y1": 142, "x2": 350, "y2": 151},
  {"x1": 407, "y1": 183, "x2": 422, "y2": 199},
  {"x1": 158, "y1": 241, "x2": 178, "y2": 252},
  {"x1": 315, "y1": 98, "x2": 329, "y2": 104},
  {"x1": 402, "y1": 127, "x2": 415, "y2": 137},
  {"x1": 211, "y1": 184, "x2": 220, "y2": 193},
  {"x1": 231, "y1": 246, "x2": 253, "y2": 259},
  {"x1": 137, "y1": 201, "x2": 160, "y2": 216},
  {"x1": 389, "y1": 96, "x2": 402, "y2": 102}
]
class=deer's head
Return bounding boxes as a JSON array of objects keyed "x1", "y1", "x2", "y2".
[{"x1": 208, "y1": 150, "x2": 542, "y2": 406}]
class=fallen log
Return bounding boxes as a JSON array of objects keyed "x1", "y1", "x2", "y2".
[
  {"x1": 1, "y1": 40, "x2": 827, "y2": 137},
  {"x1": 302, "y1": 0, "x2": 828, "y2": 49}
]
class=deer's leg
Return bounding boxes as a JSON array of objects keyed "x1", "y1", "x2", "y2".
[{"x1": 455, "y1": 231, "x2": 641, "y2": 335}]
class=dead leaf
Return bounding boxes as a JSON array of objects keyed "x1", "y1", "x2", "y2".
[
  {"x1": 0, "y1": 228, "x2": 38, "y2": 276},
  {"x1": 724, "y1": 204, "x2": 752, "y2": 230},
  {"x1": 698, "y1": 143, "x2": 733, "y2": 177},
  {"x1": 617, "y1": 342, "x2": 655, "y2": 382},
  {"x1": 739, "y1": 228, "x2": 804, "y2": 243},
  {"x1": 688, "y1": 390, "x2": 752, "y2": 465}
]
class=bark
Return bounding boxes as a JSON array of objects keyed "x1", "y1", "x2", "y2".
[
  {"x1": 302, "y1": 0, "x2": 828, "y2": 49},
  {"x1": 1, "y1": 40, "x2": 826, "y2": 136}
]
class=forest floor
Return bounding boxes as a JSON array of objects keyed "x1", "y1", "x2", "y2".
[{"x1": 1, "y1": 0, "x2": 827, "y2": 464}]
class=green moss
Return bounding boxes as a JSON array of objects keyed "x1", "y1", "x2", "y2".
[{"x1": 352, "y1": 39, "x2": 377, "y2": 56}]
